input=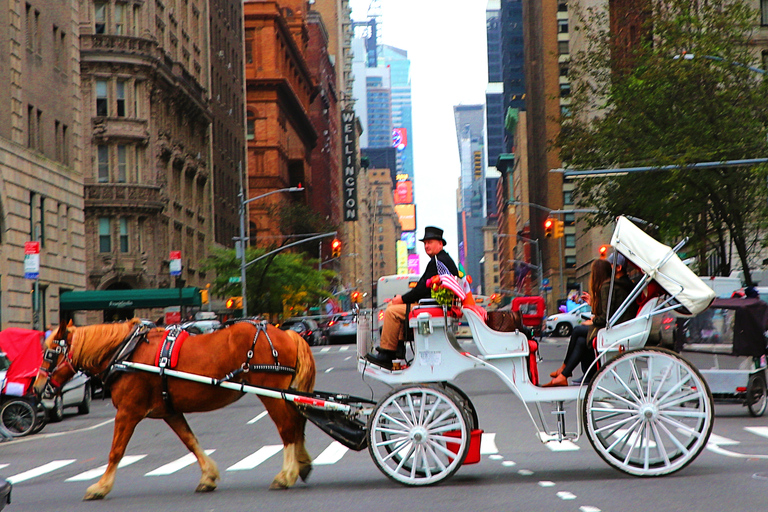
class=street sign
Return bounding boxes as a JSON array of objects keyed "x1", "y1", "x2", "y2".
[
  {"x1": 169, "y1": 250, "x2": 182, "y2": 276},
  {"x1": 228, "y1": 277, "x2": 241, "y2": 283},
  {"x1": 542, "y1": 278, "x2": 550, "y2": 286},
  {"x1": 24, "y1": 241, "x2": 40, "y2": 279}
]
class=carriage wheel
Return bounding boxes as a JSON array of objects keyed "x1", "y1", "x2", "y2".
[
  {"x1": 746, "y1": 373, "x2": 767, "y2": 417},
  {"x1": 0, "y1": 399, "x2": 37, "y2": 437},
  {"x1": 583, "y1": 348, "x2": 713, "y2": 477},
  {"x1": 368, "y1": 385, "x2": 471, "y2": 486}
]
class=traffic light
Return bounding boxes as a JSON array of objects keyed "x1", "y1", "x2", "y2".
[
  {"x1": 544, "y1": 218, "x2": 555, "y2": 238},
  {"x1": 554, "y1": 220, "x2": 564, "y2": 239},
  {"x1": 490, "y1": 293, "x2": 501, "y2": 304},
  {"x1": 351, "y1": 291, "x2": 362, "y2": 303},
  {"x1": 599, "y1": 245, "x2": 610, "y2": 259},
  {"x1": 226, "y1": 296, "x2": 243, "y2": 309},
  {"x1": 331, "y1": 238, "x2": 342, "y2": 258}
]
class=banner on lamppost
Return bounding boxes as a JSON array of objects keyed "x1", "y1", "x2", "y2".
[
  {"x1": 341, "y1": 110, "x2": 358, "y2": 221},
  {"x1": 396, "y1": 241, "x2": 408, "y2": 274},
  {"x1": 24, "y1": 241, "x2": 40, "y2": 279},
  {"x1": 169, "y1": 251, "x2": 182, "y2": 276}
]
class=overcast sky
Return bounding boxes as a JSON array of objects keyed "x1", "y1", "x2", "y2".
[{"x1": 348, "y1": 0, "x2": 489, "y2": 269}]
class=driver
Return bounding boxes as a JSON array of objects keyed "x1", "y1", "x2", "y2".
[{"x1": 366, "y1": 226, "x2": 458, "y2": 368}]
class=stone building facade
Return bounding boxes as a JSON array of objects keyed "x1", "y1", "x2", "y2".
[
  {"x1": 0, "y1": 0, "x2": 86, "y2": 329},
  {"x1": 79, "y1": 0, "x2": 212, "y2": 319}
]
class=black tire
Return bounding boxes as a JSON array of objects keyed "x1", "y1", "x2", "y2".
[
  {"x1": 746, "y1": 373, "x2": 767, "y2": 417},
  {"x1": 555, "y1": 322, "x2": 572, "y2": 337},
  {"x1": 48, "y1": 394, "x2": 64, "y2": 423},
  {"x1": 78, "y1": 383, "x2": 92, "y2": 415},
  {"x1": 1, "y1": 399, "x2": 37, "y2": 437}
]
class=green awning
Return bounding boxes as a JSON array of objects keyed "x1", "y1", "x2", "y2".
[{"x1": 60, "y1": 288, "x2": 202, "y2": 311}]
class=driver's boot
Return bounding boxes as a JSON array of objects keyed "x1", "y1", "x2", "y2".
[{"x1": 366, "y1": 348, "x2": 396, "y2": 369}]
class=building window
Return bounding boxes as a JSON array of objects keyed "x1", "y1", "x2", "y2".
[
  {"x1": 99, "y1": 217, "x2": 111, "y2": 252},
  {"x1": 27, "y1": 104, "x2": 35, "y2": 149},
  {"x1": 563, "y1": 190, "x2": 573, "y2": 205},
  {"x1": 565, "y1": 234, "x2": 576, "y2": 248},
  {"x1": 565, "y1": 255, "x2": 577, "y2": 269},
  {"x1": 94, "y1": 3, "x2": 107, "y2": 33},
  {"x1": 98, "y1": 145, "x2": 109, "y2": 182},
  {"x1": 558, "y1": 41, "x2": 569, "y2": 55},
  {"x1": 564, "y1": 213, "x2": 575, "y2": 226},
  {"x1": 96, "y1": 80, "x2": 108, "y2": 116},
  {"x1": 119, "y1": 218, "x2": 129, "y2": 253},
  {"x1": 115, "y1": 3, "x2": 125, "y2": 34},
  {"x1": 763, "y1": 0, "x2": 768, "y2": 25},
  {"x1": 246, "y1": 111, "x2": 255, "y2": 140},
  {"x1": 245, "y1": 29, "x2": 254, "y2": 65},
  {"x1": 116, "y1": 81, "x2": 126, "y2": 116},
  {"x1": 560, "y1": 83, "x2": 571, "y2": 97},
  {"x1": 558, "y1": 19, "x2": 569, "y2": 34},
  {"x1": 117, "y1": 145, "x2": 127, "y2": 182}
]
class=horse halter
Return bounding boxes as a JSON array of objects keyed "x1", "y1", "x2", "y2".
[{"x1": 39, "y1": 330, "x2": 75, "y2": 394}]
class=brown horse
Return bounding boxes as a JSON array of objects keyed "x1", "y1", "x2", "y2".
[{"x1": 33, "y1": 318, "x2": 316, "y2": 500}]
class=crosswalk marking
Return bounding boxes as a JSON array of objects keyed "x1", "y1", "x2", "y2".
[
  {"x1": 0, "y1": 464, "x2": 7, "y2": 470},
  {"x1": 480, "y1": 432, "x2": 498, "y2": 454},
  {"x1": 8, "y1": 460, "x2": 76, "y2": 484},
  {"x1": 320, "y1": 347, "x2": 331, "y2": 353},
  {"x1": 247, "y1": 411, "x2": 269, "y2": 424},
  {"x1": 227, "y1": 445, "x2": 283, "y2": 471},
  {"x1": 313, "y1": 442, "x2": 348, "y2": 465},
  {"x1": 145, "y1": 450, "x2": 216, "y2": 476},
  {"x1": 745, "y1": 426, "x2": 768, "y2": 439},
  {"x1": 66, "y1": 455, "x2": 146, "y2": 482},
  {"x1": 707, "y1": 432, "x2": 739, "y2": 446},
  {"x1": 339, "y1": 346, "x2": 349, "y2": 352}
]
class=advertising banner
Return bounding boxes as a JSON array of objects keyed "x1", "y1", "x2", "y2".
[
  {"x1": 396, "y1": 241, "x2": 408, "y2": 274},
  {"x1": 401, "y1": 231, "x2": 416, "y2": 250},
  {"x1": 24, "y1": 241, "x2": 40, "y2": 279},
  {"x1": 408, "y1": 254, "x2": 420, "y2": 275},
  {"x1": 342, "y1": 110, "x2": 358, "y2": 221},
  {"x1": 392, "y1": 127, "x2": 407, "y2": 150},
  {"x1": 394, "y1": 181, "x2": 413, "y2": 204},
  {"x1": 394, "y1": 204, "x2": 416, "y2": 231},
  {"x1": 169, "y1": 250, "x2": 182, "y2": 276}
]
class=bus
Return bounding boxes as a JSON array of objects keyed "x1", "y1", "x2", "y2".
[{"x1": 375, "y1": 274, "x2": 420, "y2": 329}]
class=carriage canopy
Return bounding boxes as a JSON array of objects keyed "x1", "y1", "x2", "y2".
[{"x1": 610, "y1": 216, "x2": 715, "y2": 316}]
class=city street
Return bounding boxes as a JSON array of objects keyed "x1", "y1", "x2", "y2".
[{"x1": 3, "y1": 339, "x2": 768, "y2": 512}]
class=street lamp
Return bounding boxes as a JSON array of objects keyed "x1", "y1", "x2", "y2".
[{"x1": 237, "y1": 162, "x2": 303, "y2": 317}]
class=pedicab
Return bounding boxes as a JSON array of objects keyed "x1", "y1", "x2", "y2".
[
  {"x1": 676, "y1": 297, "x2": 768, "y2": 416},
  {"x1": 33, "y1": 217, "x2": 718, "y2": 499},
  {"x1": 0, "y1": 328, "x2": 47, "y2": 437}
]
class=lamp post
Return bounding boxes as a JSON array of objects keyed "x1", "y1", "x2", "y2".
[{"x1": 237, "y1": 162, "x2": 303, "y2": 317}]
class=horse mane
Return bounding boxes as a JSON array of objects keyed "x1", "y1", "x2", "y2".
[{"x1": 73, "y1": 318, "x2": 142, "y2": 371}]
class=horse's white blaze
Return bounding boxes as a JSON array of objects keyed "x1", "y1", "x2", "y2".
[{"x1": 226, "y1": 445, "x2": 282, "y2": 471}]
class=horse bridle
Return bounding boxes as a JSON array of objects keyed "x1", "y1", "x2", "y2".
[{"x1": 38, "y1": 330, "x2": 76, "y2": 395}]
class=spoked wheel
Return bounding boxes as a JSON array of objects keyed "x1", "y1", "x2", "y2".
[
  {"x1": 583, "y1": 348, "x2": 713, "y2": 477},
  {"x1": 746, "y1": 373, "x2": 767, "y2": 417},
  {"x1": 368, "y1": 385, "x2": 471, "y2": 486},
  {"x1": 0, "y1": 399, "x2": 38, "y2": 437}
]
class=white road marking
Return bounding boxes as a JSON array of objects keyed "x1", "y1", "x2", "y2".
[
  {"x1": 344, "y1": 356, "x2": 352, "y2": 361},
  {"x1": 556, "y1": 491, "x2": 576, "y2": 500},
  {"x1": 0, "y1": 464, "x2": 7, "y2": 470},
  {"x1": 66, "y1": 455, "x2": 146, "y2": 482},
  {"x1": 324, "y1": 367, "x2": 334, "y2": 373},
  {"x1": 707, "y1": 432, "x2": 740, "y2": 446},
  {"x1": 339, "y1": 346, "x2": 349, "y2": 352},
  {"x1": 145, "y1": 450, "x2": 216, "y2": 476},
  {"x1": 502, "y1": 460, "x2": 517, "y2": 467},
  {"x1": 8, "y1": 460, "x2": 76, "y2": 484},
  {"x1": 488, "y1": 454, "x2": 503, "y2": 460},
  {"x1": 539, "y1": 433, "x2": 580, "y2": 451},
  {"x1": 247, "y1": 411, "x2": 269, "y2": 424},
  {"x1": 706, "y1": 444, "x2": 768, "y2": 459},
  {"x1": 480, "y1": 432, "x2": 498, "y2": 454},
  {"x1": 320, "y1": 347, "x2": 331, "y2": 353},
  {"x1": 580, "y1": 506, "x2": 602, "y2": 512},
  {"x1": 313, "y1": 441, "x2": 349, "y2": 465},
  {"x1": 518, "y1": 469, "x2": 534, "y2": 476},
  {"x1": 227, "y1": 445, "x2": 282, "y2": 471},
  {"x1": 538, "y1": 480, "x2": 556, "y2": 487},
  {"x1": 745, "y1": 426, "x2": 768, "y2": 439}
]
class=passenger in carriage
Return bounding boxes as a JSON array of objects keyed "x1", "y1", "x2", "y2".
[
  {"x1": 366, "y1": 226, "x2": 459, "y2": 369},
  {"x1": 544, "y1": 252, "x2": 638, "y2": 387}
]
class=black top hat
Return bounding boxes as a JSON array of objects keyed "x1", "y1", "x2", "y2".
[{"x1": 419, "y1": 226, "x2": 447, "y2": 245}]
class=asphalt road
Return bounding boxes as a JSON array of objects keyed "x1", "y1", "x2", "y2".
[{"x1": 3, "y1": 338, "x2": 768, "y2": 512}]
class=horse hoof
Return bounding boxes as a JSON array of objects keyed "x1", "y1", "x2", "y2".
[
  {"x1": 195, "y1": 483, "x2": 217, "y2": 493},
  {"x1": 269, "y1": 479, "x2": 289, "y2": 490},
  {"x1": 299, "y1": 465, "x2": 312, "y2": 482},
  {"x1": 83, "y1": 491, "x2": 105, "y2": 501}
]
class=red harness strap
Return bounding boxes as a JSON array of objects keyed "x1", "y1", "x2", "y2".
[{"x1": 155, "y1": 328, "x2": 190, "y2": 369}]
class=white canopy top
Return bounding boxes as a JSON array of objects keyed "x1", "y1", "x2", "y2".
[{"x1": 610, "y1": 216, "x2": 715, "y2": 316}]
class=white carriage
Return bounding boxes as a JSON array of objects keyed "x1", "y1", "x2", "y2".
[{"x1": 355, "y1": 216, "x2": 717, "y2": 486}]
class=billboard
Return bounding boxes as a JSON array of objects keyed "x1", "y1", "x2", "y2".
[
  {"x1": 394, "y1": 181, "x2": 413, "y2": 204},
  {"x1": 341, "y1": 110, "x2": 358, "y2": 221},
  {"x1": 396, "y1": 241, "x2": 408, "y2": 274},
  {"x1": 392, "y1": 128, "x2": 407, "y2": 150},
  {"x1": 401, "y1": 231, "x2": 416, "y2": 250},
  {"x1": 408, "y1": 254, "x2": 420, "y2": 274},
  {"x1": 394, "y1": 204, "x2": 416, "y2": 231}
]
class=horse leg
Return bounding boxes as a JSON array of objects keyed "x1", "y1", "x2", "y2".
[
  {"x1": 163, "y1": 413, "x2": 220, "y2": 493},
  {"x1": 84, "y1": 410, "x2": 142, "y2": 501},
  {"x1": 265, "y1": 400, "x2": 310, "y2": 490}
]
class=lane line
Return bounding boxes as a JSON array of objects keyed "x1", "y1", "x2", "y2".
[
  {"x1": 707, "y1": 432, "x2": 740, "y2": 446},
  {"x1": 66, "y1": 455, "x2": 146, "y2": 482},
  {"x1": 320, "y1": 347, "x2": 331, "y2": 353},
  {"x1": 324, "y1": 367, "x2": 334, "y2": 373},
  {"x1": 145, "y1": 450, "x2": 216, "y2": 476},
  {"x1": 556, "y1": 491, "x2": 576, "y2": 500},
  {"x1": 313, "y1": 441, "x2": 349, "y2": 465},
  {"x1": 518, "y1": 469, "x2": 534, "y2": 476},
  {"x1": 227, "y1": 445, "x2": 282, "y2": 471},
  {"x1": 8, "y1": 460, "x2": 76, "y2": 484},
  {"x1": 538, "y1": 480, "x2": 556, "y2": 487},
  {"x1": 745, "y1": 426, "x2": 768, "y2": 439},
  {"x1": 0, "y1": 464, "x2": 8, "y2": 470},
  {"x1": 247, "y1": 411, "x2": 268, "y2": 424},
  {"x1": 339, "y1": 346, "x2": 349, "y2": 352},
  {"x1": 580, "y1": 506, "x2": 602, "y2": 512},
  {"x1": 344, "y1": 356, "x2": 352, "y2": 361},
  {"x1": 706, "y1": 444, "x2": 768, "y2": 459}
]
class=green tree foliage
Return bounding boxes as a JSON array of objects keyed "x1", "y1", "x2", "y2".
[
  {"x1": 557, "y1": 0, "x2": 768, "y2": 283},
  {"x1": 203, "y1": 247, "x2": 334, "y2": 317}
]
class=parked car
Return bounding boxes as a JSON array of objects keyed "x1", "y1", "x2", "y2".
[
  {"x1": 42, "y1": 371, "x2": 91, "y2": 422},
  {"x1": 544, "y1": 302, "x2": 593, "y2": 337},
  {"x1": 279, "y1": 318, "x2": 325, "y2": 346},
  {"x1": 325, "y1": 312, "x2": 358, "y2": 344},
  {"x1": 182, "y1": 319, "x2": 222, "y2": 334}
]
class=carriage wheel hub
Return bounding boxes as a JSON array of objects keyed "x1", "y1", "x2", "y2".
[
  {"x1": 410, "y1": 427, "x2": 428, "y2": 444},
  {"x1": 639, "y1": 403, "x2": 657, "y2": 421}
]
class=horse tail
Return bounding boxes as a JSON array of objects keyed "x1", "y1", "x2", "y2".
[{"x1": 288, "y1": 330, "x2": 316, "y2": 393}]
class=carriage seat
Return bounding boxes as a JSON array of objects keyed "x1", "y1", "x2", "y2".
[
  {"x1": 462, "y1": 307, "x2": 531, "y2": 358},
  {"x1": 594, "y1": 297, "x2": 660, "y2": 355}
]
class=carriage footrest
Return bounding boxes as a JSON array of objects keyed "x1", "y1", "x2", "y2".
[{"x1": 298, "y1": 407, "x2": 368, "y2": 451}]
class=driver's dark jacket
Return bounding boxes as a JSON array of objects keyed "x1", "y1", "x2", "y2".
[{"x1": 401, "y1": 250, "x2": 459, "y2": 304}]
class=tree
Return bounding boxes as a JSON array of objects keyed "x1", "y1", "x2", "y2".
[
  {"x1": 556, "y1": 0, "x2": 768, "y2": 284},
  {"x1": 202, "y1": 247, "x2": 335, "y2": 318}
]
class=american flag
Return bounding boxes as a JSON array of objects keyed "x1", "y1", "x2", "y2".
[{"x1": 435, "y1": 259, "x2": 466, "y2": 300}]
